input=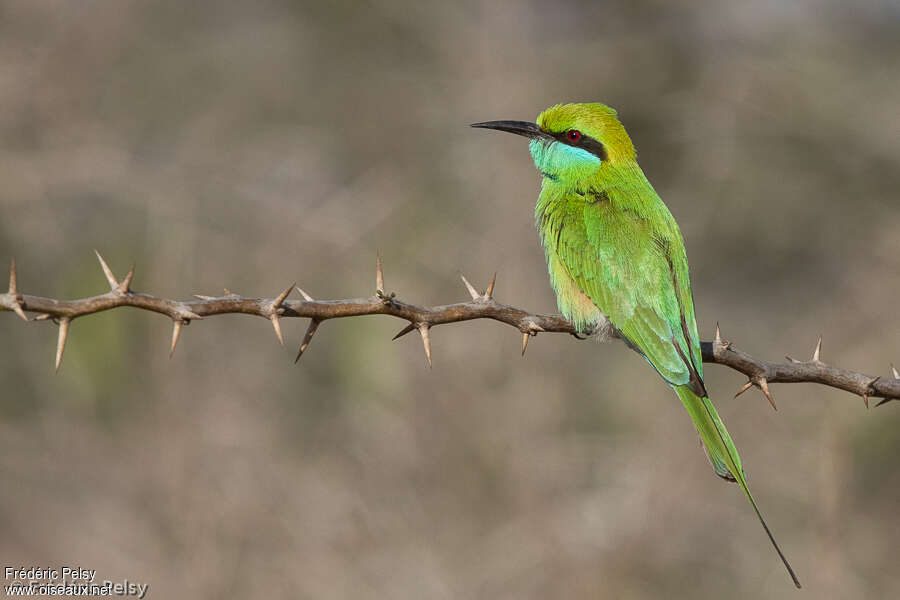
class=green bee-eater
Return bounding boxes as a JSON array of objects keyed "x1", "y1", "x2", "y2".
[{"x1": 473, "y1": 103, "x2": 800, "y2": 588}]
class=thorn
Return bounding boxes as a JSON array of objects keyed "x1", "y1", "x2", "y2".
[
  {"x1": 274, "y1": 283, "x2": 295, "y2": 308},
  {"x1": 8, "y1": 258, "x2": 27, "y2": 321},
  {"x1": 418, "y1": 324, "x2": 432, "y2": 368},
  {"x1": 173, "y1": 304, "x2": 203, "y2": 322},
  {"x1": 460, "y1": 274, "x2": 480, "y2": 301},
  {"x1": 11, "y1": 301, "x2": 27, "y2": 321},
  {"x1": 193, "y1": 295, "x2": 216, "y2": 301},
  {"x1": 759, "y1": 378, "x2": 777, "y2": 411},
  {"x1": 392, "y1": 323, "x2": 416, "y2": 341},
  {"x1": 294, "y1": 319, "x2": 320, "y2": 363},
  {"x1": 117, "y1": 265, "x2": 135, "y2": 294},
  {"x1": 8, "y1": 258, "x2": 16, "y2": 294},
  {"x1": 862, "y1": 377, "x2": 879, "y2": 410},
  {"x1": 297, "y1": 287, "x2": 314, "y2": 302},
  {"x1": 33, "y1": 313, "x2": 51, "y2": 321},
  {"x1": 94, "y1": 250, "x2": 119, "y2": 290},
  {"x1": 812, "y1": 335, "x2": 822, "y2": 362},
  {"x1": 785, "y1": 355, "x2": 799, "y2": 363},
  {"x1": 734, "y1": 380, "x2": 753, "y2": 398},
  {"x1": 521, "y1": 332, "x2": 530, "y2": 356},
  {"x1": 170, "y1": 321, "x2": 183, "y2": 358},
  {"x1": 714, "y1": 322, "x2": 722, "y2": 345},
  {"x1": 268, "y1": 283, "x2": 294, "y2": 346},
  {"x1": 271, "y1": 316, "x2": 284, "y2": 346},
  {"x1": 891, "y1": 364, "x2": 899, "y2": 380},
  {"x1": 485, "y1": 272, "x2": 496, "y2": 299},
  {"x1": 376, "y1": 252, "x2": 384, "y2": 293},
  {"x1": 55, "y1": 317, "x2": 71, "y2": 372}
]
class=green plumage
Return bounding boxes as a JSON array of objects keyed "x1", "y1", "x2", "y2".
[{"x1": 473, "y1": 103, "x2": 800, "y2": 588}]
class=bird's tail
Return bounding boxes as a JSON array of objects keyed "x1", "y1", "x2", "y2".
[{"x1": 675, "y1": 385, "x2": 802, "y2": 589}]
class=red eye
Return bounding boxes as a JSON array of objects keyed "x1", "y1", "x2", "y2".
[{"x1": 567, "y1": 129, "x2": 582, "y2": 142}]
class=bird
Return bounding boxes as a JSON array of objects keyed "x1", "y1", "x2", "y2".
[{"x1": 472, "y1": 103, "x2": 801, "y2": 588}]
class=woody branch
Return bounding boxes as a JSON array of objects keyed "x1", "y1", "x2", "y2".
[{"x1": 1, "y1": 253, "x2": 898, "y2": 408}]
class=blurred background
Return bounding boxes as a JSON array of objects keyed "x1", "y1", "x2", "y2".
[{"x1": 1, "y1": 1, "x2": 898, "y2": 598}]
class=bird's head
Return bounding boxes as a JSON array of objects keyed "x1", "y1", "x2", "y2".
[{"x1": 472, "y1": 103, "x2": 636, "y2": 183}]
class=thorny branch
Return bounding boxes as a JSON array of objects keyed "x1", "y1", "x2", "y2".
[{"x1": 2, "y1": 253, "x2": 898, "y2": 408}]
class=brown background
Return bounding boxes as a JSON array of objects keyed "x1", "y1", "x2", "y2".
[{"x1": 1, "y1": 1, "x2": 899, "y2": 598}]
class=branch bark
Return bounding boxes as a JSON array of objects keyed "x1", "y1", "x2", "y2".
[{"x1": 2, "y1": 254, "x2": 898, "y2": 407}]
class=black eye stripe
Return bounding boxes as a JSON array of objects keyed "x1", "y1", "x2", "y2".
[{"x1": 549, "y1": 131, "x2": 608, "y2": 162}]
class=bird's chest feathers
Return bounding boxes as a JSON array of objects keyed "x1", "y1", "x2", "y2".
[{"x1": 535, "y1": 188, "x2": 612, "y2": 339}]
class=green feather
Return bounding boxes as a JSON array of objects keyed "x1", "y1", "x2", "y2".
[{"x1": 676, "y1": 385, "x2": 800, "y2": 588}]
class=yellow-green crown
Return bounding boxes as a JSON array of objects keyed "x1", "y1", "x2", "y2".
[{"x1": 537, "y1": 103, "x2": 636, "y2": 162}]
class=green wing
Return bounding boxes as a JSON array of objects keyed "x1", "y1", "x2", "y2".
[
  {"x1": 539, "y1": 184, "x2": 803, "y2": 586},
  {"x1": 539, "y1": 185, "x2": 705, "y2": 395}
]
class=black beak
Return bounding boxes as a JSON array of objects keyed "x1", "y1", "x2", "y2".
[{"x1": 470, "y1": 120, "x2": 546, "y2": 140}]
